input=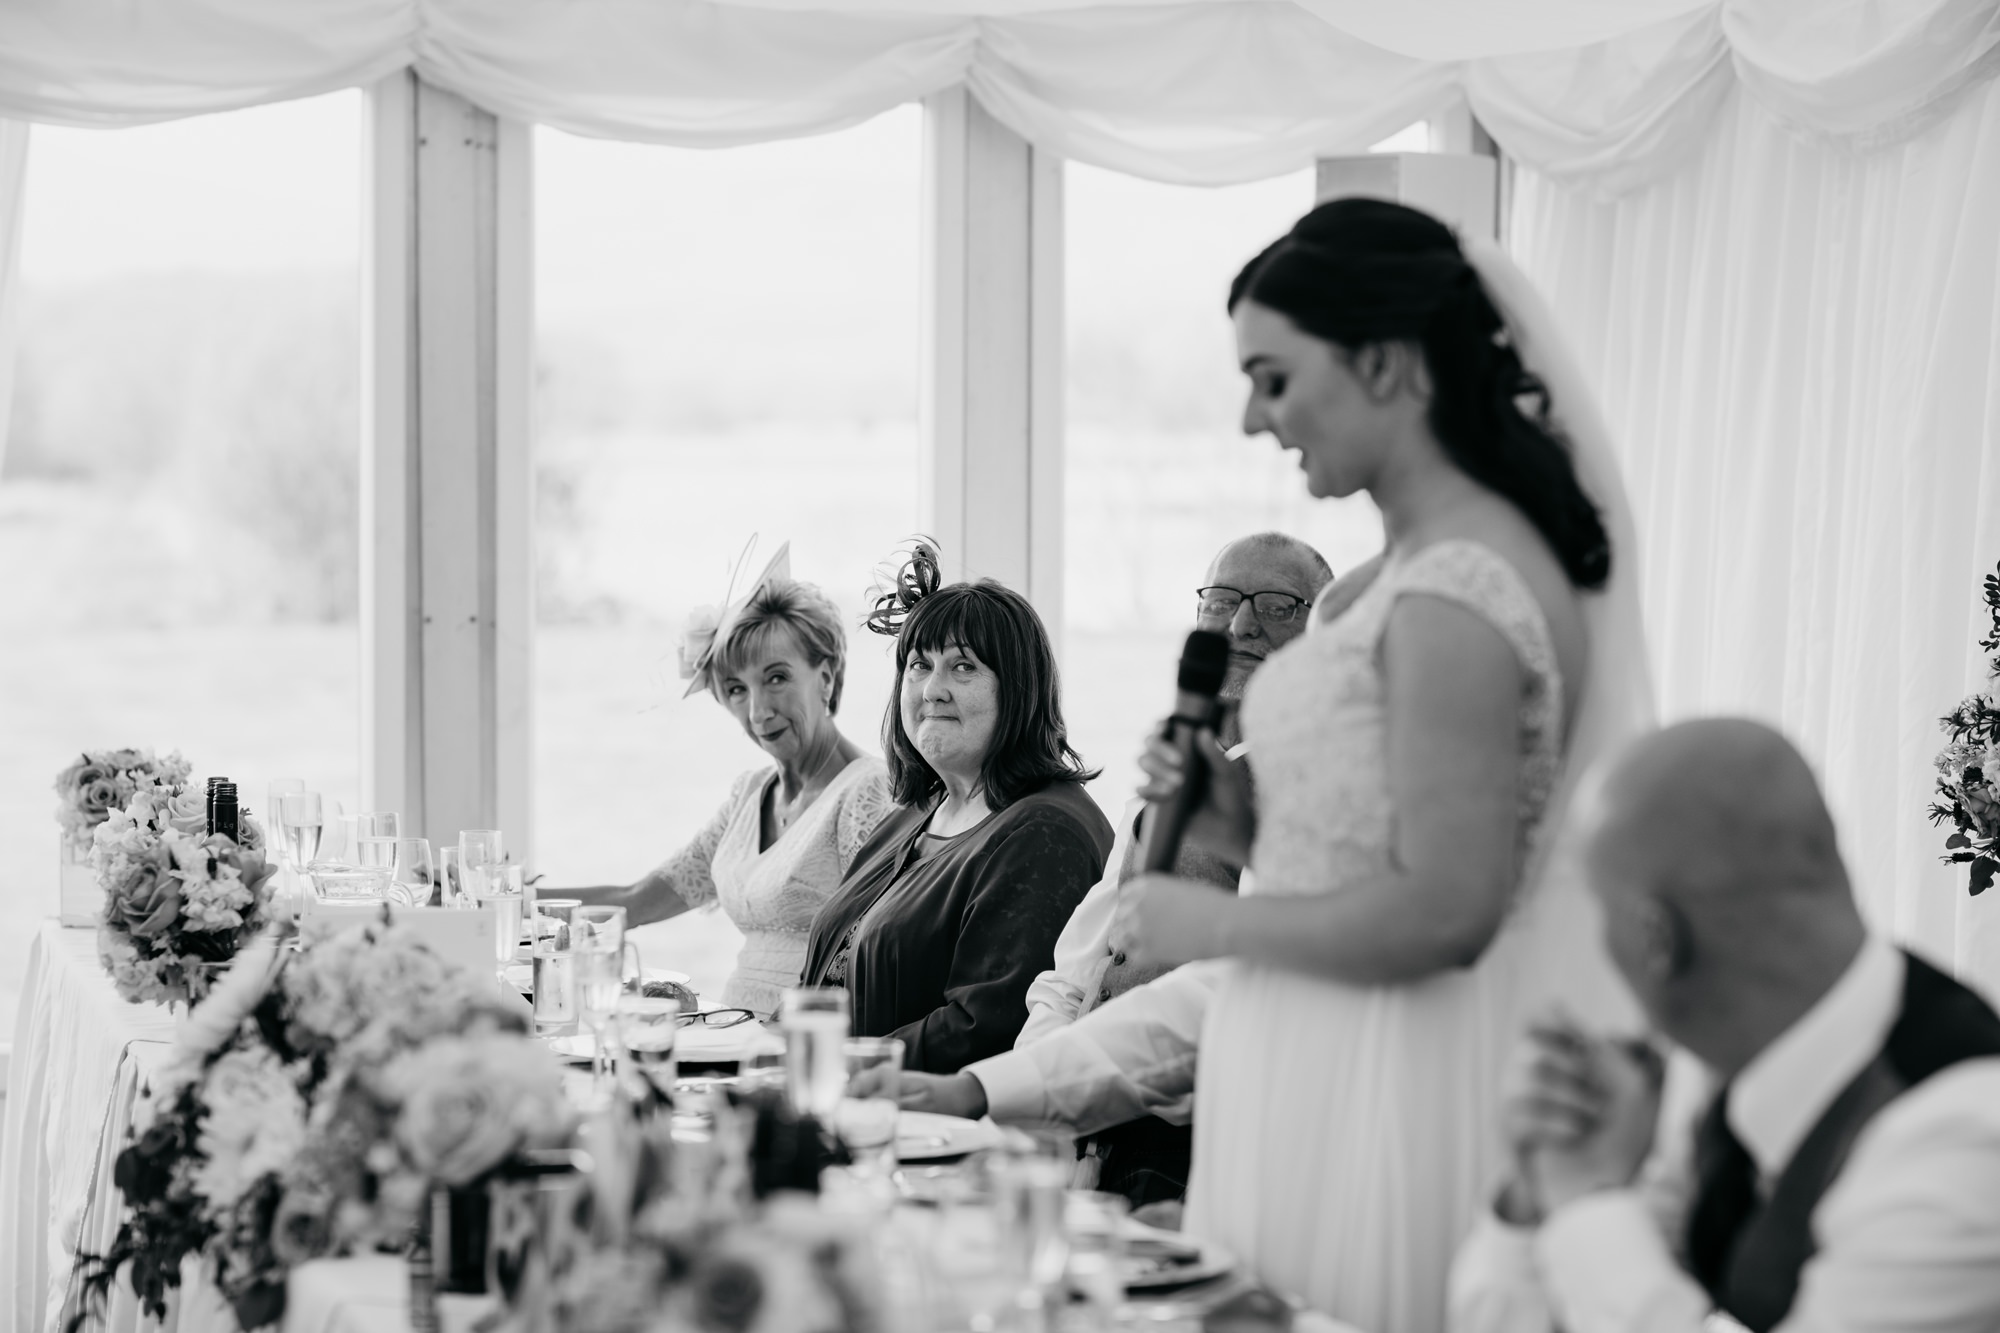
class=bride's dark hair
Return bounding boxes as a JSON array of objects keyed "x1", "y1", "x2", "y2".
[{"x1": 1229, "y1": 198, "x2": 1610, "y2": 590}]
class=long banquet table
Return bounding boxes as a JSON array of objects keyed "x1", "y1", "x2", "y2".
[
  {"x1": 1, "y1": 921, "x2": 198, "y2": 1333},
  {"x1": 2, "y1": 919, "x2": 1341, "y2": 1333}
]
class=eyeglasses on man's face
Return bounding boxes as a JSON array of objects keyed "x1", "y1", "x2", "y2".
[{"x1": 1195, "y1": 586, "x2": 1313, "y2": 624}]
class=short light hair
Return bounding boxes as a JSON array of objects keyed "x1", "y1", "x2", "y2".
[{"x1": 705, "y1": 580, "x2": 850, "y2": 714}]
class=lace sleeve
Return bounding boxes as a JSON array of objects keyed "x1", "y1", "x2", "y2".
[
  {"x1": 834, "y1": 763, "x2": 896, "y2": 875},
  {"x1": 652, "y1": 770, "x2": 760, "y2": 910}
]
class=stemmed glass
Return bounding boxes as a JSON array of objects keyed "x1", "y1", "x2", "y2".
[
  {"x1": 574, "y1": 906, "x2": 640, "y2": 1087},
  {"x1": 272, "y1": 792, "x2": 324, "y2": 937}
]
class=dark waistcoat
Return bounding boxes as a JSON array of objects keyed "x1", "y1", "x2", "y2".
[{"x1": 1685, "y1": 951, "x2": 2000, "y2": 1330}]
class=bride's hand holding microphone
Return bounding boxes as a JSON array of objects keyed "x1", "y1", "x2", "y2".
[{"x1": 1114, "y1": 629, "x2": 1255, "y2": 968}]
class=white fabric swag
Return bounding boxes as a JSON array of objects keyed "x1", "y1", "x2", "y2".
[
  {"x1": 0, "y1": 1, "x2": 1993, "y2": 190},
  {"x1": 1509, "y1": 74, "x2": 2000, "y2": 983}
]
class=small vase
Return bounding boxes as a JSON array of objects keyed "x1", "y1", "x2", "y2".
[{"x1": 58, "y1": 838, "x2": 101, "y2": 928}]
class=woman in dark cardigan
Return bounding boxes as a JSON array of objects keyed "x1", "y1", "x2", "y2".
[{"x1": 801, "y1": 547, "x2": 1113, "y2": 1073}]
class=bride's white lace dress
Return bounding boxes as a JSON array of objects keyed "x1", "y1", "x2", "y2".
[
  {"x1": 1185, "y1": 540, "x2": 1567, "y2": 1331},
  {"x1": 655, "y1": 756, "x2": 893, "y2": 1016}
]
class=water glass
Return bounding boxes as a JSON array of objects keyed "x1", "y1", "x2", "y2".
[
  {"x1": 473, "y1": 863, "x2": 527, "y2": 969},
  {"x1": 459, "y1": 829, "x2": 504, "y2": 878},
  {"x1": 374, "y1": 837, "x2": 435, "y2": 907},
  {"x1": 437, "y1": 845, "x2": 463, "y2": 908},
  {"x1": 1063, "y1": 1190, "x2": 1130, "y2": 1313},
  {"x1": 780, "y1": 988, "x2": 850, "y2": 1120},
  {"x1": 530, "y1": 903, "x2": 577, "y2": 1034},
  {"x1": 837, "y1": 1036, "x2": 903, "y2": 1178},
  {"x1": 993, "y1": 1153, "x2": 1073, "y2": 1292},
  {"x1": 617, "y1": 995, "x2": 682, "y2": 1094}
]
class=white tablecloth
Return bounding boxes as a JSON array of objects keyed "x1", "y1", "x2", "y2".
[{"x1": 0, "y1": 921, "x2": 185, "y2": 1333}]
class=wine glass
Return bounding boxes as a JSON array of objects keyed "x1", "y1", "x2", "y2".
[
  {"x1": 459, "y1": 829, "x2": 504, "y2": 881},
  {"x1": 275, "y1": 792, "x2": 324, "y2": 873},
  {"x1": 266, "y1": 779, "x2": 304, "y2": 834}
]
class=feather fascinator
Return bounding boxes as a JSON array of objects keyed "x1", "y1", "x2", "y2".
[{"x1": 679, "y1": 537, "x2": 792, "y2": 698}]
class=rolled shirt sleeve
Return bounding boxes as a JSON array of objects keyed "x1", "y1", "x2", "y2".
[{"x1": 969, "y1": 959, "x2": 1222, "y2": 1135}]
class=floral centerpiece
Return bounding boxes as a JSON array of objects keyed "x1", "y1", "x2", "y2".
[
  {"x1": 54, "y1": 748, "x2": 191, "y2": 857},
  {"x1": 73, "y1": 916, "x2": 571, "y2": 1332},
  {"x1": 1932, "y1": 561, "x2": 2000, "y2": 896},
  {"x1": 91, "y1": 784, "x2": 276, "y2": 1006},
  {"x1": 538, "y1": 1089, "x2": 884, "y2": 1333}
]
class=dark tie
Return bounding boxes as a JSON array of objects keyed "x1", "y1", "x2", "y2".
[{"x1": 1684, "y1": 1087, "x2": 1759, "y2": 1299}]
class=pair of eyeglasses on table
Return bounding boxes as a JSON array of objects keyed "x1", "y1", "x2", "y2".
[{"x1": 675, "y1": 1007, "x2": 757, "y2": 1028}]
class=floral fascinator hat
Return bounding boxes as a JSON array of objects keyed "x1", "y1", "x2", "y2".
[{"x1": 679, "y1": 536, "x2": 792, "y2": 699}]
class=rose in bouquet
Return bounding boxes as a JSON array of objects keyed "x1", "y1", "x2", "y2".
[
  {"x1": 55, "y1": 748, "x2": 191, "y2": 856},
  {"x1": 1932, "y1": 562, "x2": 2000, "y2": 895},
  {"x1": 56, "y1": 748, "x2": 189, "y2": 846},
  {"x1": 94, "y1": 797, "x2": 277, "y2": 1005}
]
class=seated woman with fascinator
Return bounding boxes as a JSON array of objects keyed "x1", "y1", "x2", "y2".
[
  {"x1": 800, "y1": 542, "x2": 1114, "y2": 1073},
  {"x1": 571, "y1": 541, "x2": 893, "y2": 1018}
]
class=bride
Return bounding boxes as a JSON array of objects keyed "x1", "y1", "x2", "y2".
[{"x1": 1113, "y1": 199, "x2": 1653, "y2": 1330}]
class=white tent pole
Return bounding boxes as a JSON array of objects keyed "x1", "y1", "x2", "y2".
[
  {"x1": 361, "y1": 70, "x2": 534, "y2": 866},
  {"x1": 919, "y1": 86, "x2": 1066, "y2": 658}
]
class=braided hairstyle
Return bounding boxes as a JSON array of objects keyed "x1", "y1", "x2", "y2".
[{"x1": 1229, "y1": 198, "x2": 1609, "y2": 590}]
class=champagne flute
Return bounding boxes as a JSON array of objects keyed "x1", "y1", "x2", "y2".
[
  {"x1": 473, "y1": 863, "x2": 526, "y2": 978},
  {"x1": 275, "y1": 791, "x2": 324, "y2": 873},
  {"x1": 574, "y1": 906, "x2": 636, "y2": 1085}
]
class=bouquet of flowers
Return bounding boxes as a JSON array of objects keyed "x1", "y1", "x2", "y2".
[
  {"x1": 55, "y1": 748, "x2": 192, "y2": 857},
  {"x1": 1932, "y1": 561, "x2": 2000, "y2": 895},
  {"x1": 92, "y1": 785, "x2": 275, "y2": 1006},
  {"x1": 536, "y1": 1089, "x2": 883, "y2": 1333},
  {"x1": 74, "y1": 916, "x2": 569, "y2": 1331}
]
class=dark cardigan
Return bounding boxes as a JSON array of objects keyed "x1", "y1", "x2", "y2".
[{"x1": 800, "y1": 780, "x2": 1113, "y2": 1073}]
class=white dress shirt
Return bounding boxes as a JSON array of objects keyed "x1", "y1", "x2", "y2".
[
  {"x1": 1015, "y1": 798, "x2": 1145, "y2": 1049},
  {"x1": 1450, "y1": 936, "x2": 2000, "y2": 1333}
]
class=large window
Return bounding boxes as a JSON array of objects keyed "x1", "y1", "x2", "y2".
[
  {"x1": 0, "y1": 94, "x2": 363, "y2": 1029},
  {"x1": 532, "y1": 109, "x2": 922, "y2": 998},
  {"x1": 1063, "y1": 163, "x2": 1389, "y2": 815}
]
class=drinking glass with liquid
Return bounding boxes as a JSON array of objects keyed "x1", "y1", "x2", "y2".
[
  {"x1": 838, "y1": 1036, "x2": 903, "y2": 1179},
  {"x1": 617, "y1": 995, "x2": 682, "y2": 1094},
  {"x1": 780, "y1": 988, "x2": 850, "y2": 1121},
  {"x1": 530, "y1": 903, "x2": 577, "y2": 1034},
  {"x1": 473, "y1": 862, "x2": 526, "y2": 972}
]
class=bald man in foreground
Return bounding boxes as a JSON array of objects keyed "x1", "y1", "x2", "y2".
[{"x1": 1449, "y1": 718, "x2": 2000, "y2": 1333}]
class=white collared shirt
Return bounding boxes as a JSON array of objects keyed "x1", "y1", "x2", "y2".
[{"x1": 1450, "y1": 936, "x2": 2000, "y2": 1333}]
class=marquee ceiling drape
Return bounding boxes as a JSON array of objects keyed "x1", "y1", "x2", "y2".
[{"x1": 0, "y1": 1, "x2": 1995, "y2": 190}]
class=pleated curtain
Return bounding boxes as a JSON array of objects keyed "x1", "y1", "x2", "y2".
[{"x1": 1509, "y1": 74, "x2": 2000, "y2": 977}]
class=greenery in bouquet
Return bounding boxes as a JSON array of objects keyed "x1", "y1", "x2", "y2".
[
  {"x1": 92, "y1": 784, "x2": 275, "y2": 1006},
  {"x1": 73, "y1": 916, "x2": 571, "y2": 1332},
  {"x1": 1932, "y1": 562, "x2": 2000, "y2": 895},
  {"x1": 54, "y1": 747, "x2": 191, "y2": 856},
  {"x1": 539, "y1": 1089, "x2": 883, "y2": 1333}
]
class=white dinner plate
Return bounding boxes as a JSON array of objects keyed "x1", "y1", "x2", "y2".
[
  {"x1": 1120, "y1": 1221, "x2": 1235, "y2": 1292},
  {"x1": 548, "y1": 1033, "x2": 596, "y2": 1063},
  {"x1": 894, "y1": 1110, "x2": 1007, "y2": 1161}
]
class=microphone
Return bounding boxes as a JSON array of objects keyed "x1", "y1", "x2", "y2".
[{"x1": 1137, "y1": 629, "x2": 1232, "y2": 874}]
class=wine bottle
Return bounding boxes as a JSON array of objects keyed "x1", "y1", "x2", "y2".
[
  {"x1": 214, "y1": 782, "x2": 240, "y2": 843},
  {"x1": 206, "y1": 776, "x2": 227, "y2": 834}
]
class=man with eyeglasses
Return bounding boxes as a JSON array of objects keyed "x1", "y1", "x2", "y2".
[{"x1": 885, "y1": 532, "x2": 1344, "y2": 1212}]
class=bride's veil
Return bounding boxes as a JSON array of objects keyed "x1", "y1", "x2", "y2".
[{"x1": 1465, "y1": 237, "x2": 1658, "y2": 1032}]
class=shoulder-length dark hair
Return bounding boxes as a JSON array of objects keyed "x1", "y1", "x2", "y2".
[
  {"x1": 874, "y1": 577, "x2": 1097, "y2": 810},
  {"x1": 1229, "y1": 197, "x2": 1610, "y2": 590}
]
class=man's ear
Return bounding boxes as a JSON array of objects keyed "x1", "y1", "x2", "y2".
[{"x1": 1638, "y1": 894, "x2": 1691, "y2": 985}]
